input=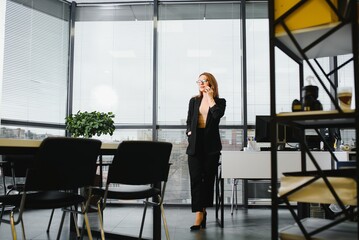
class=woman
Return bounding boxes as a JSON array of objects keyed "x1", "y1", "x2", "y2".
[{"x1": 186, "y1": 72, "x2": 226, "y2": 230}]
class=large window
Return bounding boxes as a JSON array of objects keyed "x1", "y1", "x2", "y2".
[
  {"x1": 158, "y1": 3, "x2": 242, "y2": 126},
  {"x1": 2, "y1": 0, "x2": 356, "y2": 206},
  {"x1": 73, "y1": 4, "x2": 153, "y2": 129},
  {"x1": 1, "y1": 0, "x2": 69, "y2": 131}
]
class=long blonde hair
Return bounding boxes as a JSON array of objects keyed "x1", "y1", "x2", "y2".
[{"x1": 197, "y1": 72, "x2": 219, "y2": 98}]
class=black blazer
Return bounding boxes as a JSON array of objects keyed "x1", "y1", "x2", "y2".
[{"x1": 186, "y1": 96, "x2": 226, "y2": 156}]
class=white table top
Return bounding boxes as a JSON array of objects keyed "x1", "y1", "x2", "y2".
[{"x1": 221, "y1": 151, "x2": 349, "y2": 179}]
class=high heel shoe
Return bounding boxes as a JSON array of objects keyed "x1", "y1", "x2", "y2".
[
  {"x1": 201, "y1": 211, "x2": 207, "y2": 229},
  {"x1": 190, "y1": 224, "x2": 201, "y2": 230},
  {"x1": 190, "y1": 211, "x2": 207, "y2": 230}
]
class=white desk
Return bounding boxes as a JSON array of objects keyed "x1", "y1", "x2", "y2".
[
  {"x1": 221, "y1": 151, "x2": 348, "y2": 179},
  {"x1": 215, "y1": 150, "x2": 349, "y2": 227}
]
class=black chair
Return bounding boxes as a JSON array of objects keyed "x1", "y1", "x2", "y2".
[
  {"x1": 0, "y1": 161, "x2": 5, "y2": 195},
  {"x1": 0, "y1": 155, "x2": 37, "y2": 229},
  {"x1": 92, "y1": 140, "x2": 172, "y2": 240},
  {"x1": 0, "y1": 137, "x2": 102, "y2": 240},
  {"x1": 0, "y1": 154, "x2": 60, "y2": 232},
  {"x1": 1, "y1": 155, "x2": 36, "y2": 195}
]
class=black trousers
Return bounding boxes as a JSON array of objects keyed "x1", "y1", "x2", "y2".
[{"x1": 188, "y1": 129, "x2": 220, "y2": 212}]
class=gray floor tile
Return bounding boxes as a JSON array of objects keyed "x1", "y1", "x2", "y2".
[{"x1": 0, "y1": 205, "x2": 293, "y2": 240}]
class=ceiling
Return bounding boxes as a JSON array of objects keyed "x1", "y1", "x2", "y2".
[
  {"x1": 70, "y1": 0, "x2": 219, "y2": 3},
  {"x1": 70, "y1": 0, "x2": 268, "y2": 4},
  {"x1": 70, "y1": 0, "x2": 267, "y2": 21}
]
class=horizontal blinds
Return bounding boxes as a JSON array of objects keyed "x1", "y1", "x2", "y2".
[{"x1": 2, "y1": 0, "x2": 70, "y2": 124}]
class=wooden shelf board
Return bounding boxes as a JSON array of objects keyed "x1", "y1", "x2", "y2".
[
  {"x1": 275, "y1": 110, "x2": 356, "y2": 128},
  {"x1": 279, "y1": 218, "x2": 357, "y2": 240}
]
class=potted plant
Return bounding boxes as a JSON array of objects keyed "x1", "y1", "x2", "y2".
[{"x1": 65, "y1": 110, "x2": 115, "y2": 138}]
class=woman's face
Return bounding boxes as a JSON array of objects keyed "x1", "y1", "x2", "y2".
[{"x1": 197, "y1": 75, "x2": 210, "y2": 93}]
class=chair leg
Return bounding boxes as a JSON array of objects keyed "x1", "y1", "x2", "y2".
[
  {"x1": 46, "y1": 209, "x2": 55, "y2": 233},
  {"x1": 80, "y1": 214, "x2": 87, "y2": 240},
  {"x1": 160, "y1": 204, "x2": 170, "y2": 240},
  {"x1": 2, "y1": 170, "x2": 6, "y2": 195},
  {"x1": 231, "y1": 179, "x2": 239, "y2": 215},
  {"x1": 97, "y1": 201, "x2": 105, "y2": 240},
  {"x1": 234, "y1": 179, "x2": 238, "y2": 210},
  {"x1": 20, "y1": 218, "x2": 27, "y2": 240},
  {"x1": 71, "y1": 210, "x2": 80, "y2": 238},
  {"x1": 0, "y1": 205, "x2": 5, "y2": 226},
  {"x1": 231, "y1": 178, "x2": 235, "y2": 215},
  {"x1": 82, "y1": 211, "x2": 93, "y2": 240},
  {"x1": 10, "y1": 211, "x2": 17, "y2": 240},
  {"x1": 56, "y1": 210, "x2": 66, "y2": 240},
  {"x1": 139, "y1": 203, "x2": 148, "y2": 239}
]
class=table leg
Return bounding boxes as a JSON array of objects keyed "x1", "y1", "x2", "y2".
[
  {"x1": 243, "y1": 179, "x2": 248, "y2": 208},
  {"x1": 215, "y1": 163, "x2": 224, "y2": 228}
]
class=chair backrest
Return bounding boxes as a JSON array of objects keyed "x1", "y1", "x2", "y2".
[
  {"x1": 2, "y1": 154, "x2": 36, "y2": 177},
  {"x1": 25, "y1": 137, "x2": 102, "y2": 191},
  {"x1": 108, "y1": 141, "x2": 172, "y2": 185}
]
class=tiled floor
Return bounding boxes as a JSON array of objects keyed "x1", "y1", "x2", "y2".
[{"x1": 0, "y1": 204, "x2": 294, "y2": 240}]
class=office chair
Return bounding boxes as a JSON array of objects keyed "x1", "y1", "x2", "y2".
[
  {"x1": 0, "y1": 137, "x2": 102, "y2": 240},
  {"x1": 0, "y1": 161, "x2": 4, "y2": 195},
  {"x1": 1, "y1": 155, "x2": 36, "y2": 195},
  {"x1": 92, "y1": 140, "x2": 173, "y2": 240},
  {"x1": 0, "y1": 155, "x2": 37, "y2": 228},
  {"x1": 0, "y1": 154, "x2": 59, "y2": 232}
]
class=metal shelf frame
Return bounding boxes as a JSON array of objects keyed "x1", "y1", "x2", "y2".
[{"x1": 269, "y1": 0, "x2": 359, "y2": 239}]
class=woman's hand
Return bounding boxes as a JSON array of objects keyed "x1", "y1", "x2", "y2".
[
  {"x1": 204, "y1": 87, "x2": 216, "y2": 107},
  {"x1": 204, "y1": 87, "x2": 213, "y2": 97}
]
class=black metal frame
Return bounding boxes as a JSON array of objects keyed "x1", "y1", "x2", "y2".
[
  {"x1": 269, "y1": 0, "x2": 359, "y2": 239},
  {"x1": 215, "y1": 161, "x2": 224, "y2": 228}
]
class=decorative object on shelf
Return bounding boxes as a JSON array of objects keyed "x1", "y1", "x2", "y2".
[
  {"x1": 291, "y1": 99, "x2": 302, "y2": 112},
  {"x1": 337, "y1": 86, "x2": 353, "y2": 111},
  {"x1": 301, "y1": 76, "x2": 323, "y2": 111},
  {"x1": 65, "y1": 110, "x2": 115, "y2": 138},
  {"x1": 291, "y1": 76, "x2": 323, "y2": 112}
]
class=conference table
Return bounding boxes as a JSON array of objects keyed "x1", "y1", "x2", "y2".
[{"x1": 0, "y1": 138, "x2": 161, "y2": 240}]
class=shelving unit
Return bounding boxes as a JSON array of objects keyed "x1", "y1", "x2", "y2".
[{"x1": 269, "y1": 0, "x2": 358, "y2": 239}]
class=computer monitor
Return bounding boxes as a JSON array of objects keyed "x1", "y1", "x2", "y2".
[
  {"x1": 285, "y1": 127, "x2": 326, "y2": 150},
  {"x1": 255, "y1": 115, "x2": 285, "y2": 143},
  {"x1": 255, "y1": 115, "x2": 270, "y2": 142},
  {"x1": 285, "y1": 125, "x2": 301, "y2": 143},
  {"x1": 257, "y1": 117, "x2": 339, "y2": 151}
]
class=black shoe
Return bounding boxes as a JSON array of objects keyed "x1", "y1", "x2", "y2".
[
  {"x1": 190, "y1": 224, "x2": 201, "y2": 231},
  {"x1": 201, "y1": 211, "x2": 207, "y2": 229},
  {"x1": 190, "y1": 211, "x2": 207, "y2": 230}
]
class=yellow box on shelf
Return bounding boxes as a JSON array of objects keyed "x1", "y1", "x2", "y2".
[{"x1": 275, "y1": 0, "x2": 338, "y2": 34}]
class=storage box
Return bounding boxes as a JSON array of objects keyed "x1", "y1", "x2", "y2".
[{"x1": 275, "y1": 0, "x2": 338, "y2": 34}]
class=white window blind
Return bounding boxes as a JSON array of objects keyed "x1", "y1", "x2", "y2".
[{"x1": 2, "y1": 0, "x2": 69, "y2": 124}]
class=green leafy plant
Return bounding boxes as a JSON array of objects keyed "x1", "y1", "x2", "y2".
[{"x1": 65, "y1": 111, "x2": 115, "y2": 138}]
